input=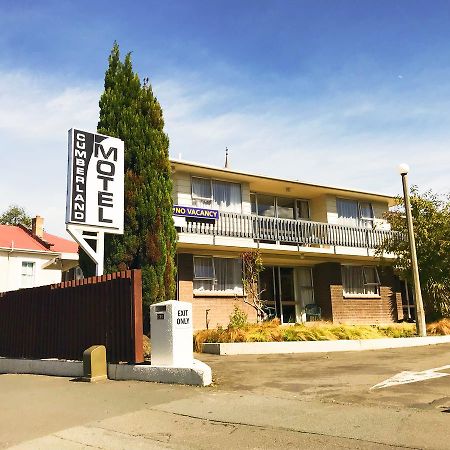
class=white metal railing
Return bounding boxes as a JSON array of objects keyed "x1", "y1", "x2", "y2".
[{"x1": 179, "y1": 212, "x2": 395, "y2": 249}]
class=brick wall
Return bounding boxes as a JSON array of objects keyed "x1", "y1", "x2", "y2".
[
  {"x1": 191, "y1": 296, "x2": 257, "y2": 330},
  {"x1": 176, "y1": 253, "x2": 257, "y2": 330},
  {"x1": 315, "y1": 264, "x2": 403, "y2": 324}
]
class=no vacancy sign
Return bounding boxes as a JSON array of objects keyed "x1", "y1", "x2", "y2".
[{"x1": 66, "y1": 128, "x2": 124, "y2": 234}]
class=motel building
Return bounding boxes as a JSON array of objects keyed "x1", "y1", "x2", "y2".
[{"x1": 171, "y1": 159, "x2": 409, "y2": 331}]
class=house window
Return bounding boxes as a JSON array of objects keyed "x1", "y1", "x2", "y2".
[
  {"x1": 21, "y1": 261, "x2": 35, "y2": 288},
  {"x1": 336, "y1": 198, "x2": 374, "y2": 228},
  {"x1": 342, "y1": 265, "x2": 380, "y2": 296},
  {"x1": 192, "y1": 177, "x2": 242, "y2": 213},
  {"x1": 251, "y1": 194, "x2": 310, "y2": 220},
  {"x1": 193, "y1": 256, "x2": 243, "y2": 294}
]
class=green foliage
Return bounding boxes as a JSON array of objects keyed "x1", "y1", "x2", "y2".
[
  {"x1": 87, "y1": 42, "x2": 177, "y2": 314},
  {"x1": 228, "y1": 305, "x2": 248, "y2": 329},
  {"x1": 378, "y1": 187, "x2": 450, "y2": 319},
  {"x1": 0, "y1": 204, "x2": 32, "y2": 228}
]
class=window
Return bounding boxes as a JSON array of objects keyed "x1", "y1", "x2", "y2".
[
  {"x1": 193, "y1": 256, "x2": 243, "y2": 294},
  {"x1": 250, "y1": 194, "x2": 310, "y2": 220},
  {"x1": 256, "y1": 194, "x2": 276, "y2": 217},
  {"x1": 192, "y1": 177, "x2": 242, "y2": 213},
  {"x1": 342, "y1": 265, "x2": 380, "y2": 296},
  {"x1": 296, "y1": 200, "x2": 310, "y2": 220},
  {"x1": 336, "y1": 198, "x2": 373, "y2": 228},
  {"x1": 21, "y1": 261, "x2": 35, "y2": 288}
]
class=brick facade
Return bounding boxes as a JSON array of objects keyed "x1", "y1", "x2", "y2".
[
  {"x1": 177, "y1": 253, "x2": 257, "y2": 330},
  {"x1": 313, "y1": 263, "x2": 403, "y2": 324},
  {"x1": 178, "y1": 253, "x2": 404, "y2": 329}
]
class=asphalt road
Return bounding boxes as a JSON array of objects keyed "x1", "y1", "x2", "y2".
[{"x1": 1, "y1": 344, "x2": 449, "y2": 449}]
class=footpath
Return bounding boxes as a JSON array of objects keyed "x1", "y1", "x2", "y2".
[{"x1": 2, "y1": 343, "x2": 450, "y2": 449}]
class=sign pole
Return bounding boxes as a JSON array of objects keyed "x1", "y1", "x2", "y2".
[{"x1": 96, "y1": 231, "x2": 104, "y2": 276}]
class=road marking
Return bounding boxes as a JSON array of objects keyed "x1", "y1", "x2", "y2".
[{"x1": 370, "y1": 365, "x2": 450, "y2": 390}]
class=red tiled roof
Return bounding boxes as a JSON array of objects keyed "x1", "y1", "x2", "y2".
[
  {"x1": 43, "y1": 232, "x2": 78, "y2": 253},
  {"x1": 0, "y1": 224, "x2": 78, "y2": 254}
]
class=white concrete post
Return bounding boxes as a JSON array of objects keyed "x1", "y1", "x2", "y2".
[{"x1": 150, "y1": 300, "x2": 193, "y2": 368}]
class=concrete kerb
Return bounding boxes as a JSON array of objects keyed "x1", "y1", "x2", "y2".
[
  {"x1": 108, "y1": 359, "x2": 212, "y2": 386},
  {"x1": 0, "y1": 357, "x2": 212, "y2": 386},
  {"x1": 202, "y1": 335, "x2": 450, "y2": 355}
]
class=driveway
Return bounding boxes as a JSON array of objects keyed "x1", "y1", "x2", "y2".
[{"x1": 1, "y1": 343, "x2": 449, "y2": 449}]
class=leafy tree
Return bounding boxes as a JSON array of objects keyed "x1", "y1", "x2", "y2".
[
  {"x1": 91, "y1": 43, "x2": 177, "y2": 321},
  {"x1": 378, "y1": 187, "x2": 450, "y2": 319},
  {"x1": 0, "y1": 204, "x2": 32, "y2": 228}
]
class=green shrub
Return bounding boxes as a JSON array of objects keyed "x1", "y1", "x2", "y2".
[{"x1": 228, "y1": 305, "x2": 248, "y2": 329}]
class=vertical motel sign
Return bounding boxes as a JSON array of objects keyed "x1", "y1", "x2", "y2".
[{"x1": 66, "y1": 129, "x2": 124, "y2": 276}]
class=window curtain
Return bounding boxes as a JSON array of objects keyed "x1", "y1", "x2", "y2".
[
  {"x1": 297, "y1": 267, "x2": 314, "y2": 305},
  {"x1": 214, "y1": 258, "x2": 242, "y2": 291},
  {"x1": 212, "y1": 180, "x2": 242, "y2": 213},
  {"x1": 342, "y1": 265, "x2": 365, "y2": 295},
  {"x1": 359, "y1": 202, "x2": 374, "y2": 229},
  {"x1": 192, "y1": 178, "x2": 212, "y2": 208},
  {"x1": 337, "y1": 199, "x2": 359, "y2": 227},
  {"x1": 193, "y1": 257, "x2": 242, "y2": 293},
  {"x1": 342, "y1": 266, "x2": 379, "y2": 295},
  {"x1": 363, "y1": 266, "x2": 378, "y2": 295},
  {"x1": 193, "y1": 257, "x2": 214, "y2": 291}
]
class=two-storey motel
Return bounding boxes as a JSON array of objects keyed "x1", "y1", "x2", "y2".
[{"x1": 171, "y1": 159, "x2": 406, "y2": 330}]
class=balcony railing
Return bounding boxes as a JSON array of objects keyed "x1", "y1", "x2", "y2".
[{"x1": 179, "y1": 212, "x2": 395, "y2": 249}]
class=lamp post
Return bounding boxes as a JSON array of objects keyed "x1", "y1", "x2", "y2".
[{"x1": 398, "y1": 163, "x2": 426, "y2": 336}]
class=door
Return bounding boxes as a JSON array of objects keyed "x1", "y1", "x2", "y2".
[{"x1": 259, "y1": 266, "x2": 299, "y2": 323}]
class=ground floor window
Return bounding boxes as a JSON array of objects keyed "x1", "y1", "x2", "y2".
[
  {"x1": 193, "y1": 256, "x2": 243, "y2": 294},
  {"x1": 342, "y1": 265, "x2": 380, "y2": 296},
  {"x1": 21, "y1": 261, "x2": 35, "y2": 288}
]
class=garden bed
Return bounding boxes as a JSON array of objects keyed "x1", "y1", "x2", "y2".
[{"x1": 194, "y1": 319, "x2": 450, "y2": 353}]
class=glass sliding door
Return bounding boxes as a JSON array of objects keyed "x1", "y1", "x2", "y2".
[
  {"x1": 259, "y1": 266, "x2": 277, "y2": 317},
  {"x1": 279, "y1": 267, "x2": 296, "y2": 323},
  {"x1": 259, "y1": 266, "x2": 314, "y2": 323}
]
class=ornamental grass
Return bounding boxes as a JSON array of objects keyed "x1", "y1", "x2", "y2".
[{"x1": 193, "y1": 320, "x2": 423, "y2": 352}]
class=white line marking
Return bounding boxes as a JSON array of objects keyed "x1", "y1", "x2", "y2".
[{"x1": 370, "y1": 364, "x2": 450, "y2": 390}]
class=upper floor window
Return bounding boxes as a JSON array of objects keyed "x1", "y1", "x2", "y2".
[
  {"x1": 193, "y1": 256, "x2": 243, "y2": 294},
  {"x1": 251, "y1": 194, "x2": 310, "y2": 220},
  {"x1": 336, "y1": 198, "x2": 373, "y2": 228},
  {"x1": 21, "y1": 261, "x2": 35, "y2": 288},
  {"x1": 192, "y1": 177, "x2": 242, "y2": 213},
  {"x1": 342, "y1": 265, "x2": 380, "y2": 296}
]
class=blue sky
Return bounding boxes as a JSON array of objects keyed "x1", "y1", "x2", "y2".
[{"x1": 1, "y1": 1, "x2": 450, "y2": 235}]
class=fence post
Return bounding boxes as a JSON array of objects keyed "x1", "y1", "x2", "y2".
[{"x1": 131, "y1": 270, "x2": 144, "y2": 363}]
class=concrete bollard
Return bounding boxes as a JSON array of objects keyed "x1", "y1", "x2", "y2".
[
  {"x1": 150, "y1": 300, "x2": 193, "y2": 367},
  {"x1": 82, "y1": 345, "x2": 107, "y2": 382}
]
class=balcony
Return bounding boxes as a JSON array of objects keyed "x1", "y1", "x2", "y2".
[{"x1": 178, "y1": 211, "x2": 395, "y2": 250}]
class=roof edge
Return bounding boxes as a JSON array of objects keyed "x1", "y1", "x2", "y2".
[{"x1": 170, "y1": 158, "x2": 395, "y2": 203}]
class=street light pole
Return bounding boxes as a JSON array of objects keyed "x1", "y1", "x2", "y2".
[{"x1": 398, "y1": 163, "x2": 426, "y2": 337}]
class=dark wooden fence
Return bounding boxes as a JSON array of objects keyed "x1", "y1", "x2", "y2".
[{"x1": 0, "y1": 270, "x2": 143, "y2": 363}]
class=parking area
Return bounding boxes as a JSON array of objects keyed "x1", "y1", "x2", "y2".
[
  {"x1": 198, "y1": 343, "x2": 450, "y2": 412},
  {"x1": 1, "y1": 343, "x2": 450, "y2": 449}
]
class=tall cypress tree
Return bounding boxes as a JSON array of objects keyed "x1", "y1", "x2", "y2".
[{"x1": 96, "y1": 42, "x2": 177, "y2": 318}]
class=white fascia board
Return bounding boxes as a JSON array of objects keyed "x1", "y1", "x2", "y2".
[
  {"x1": 170, "y1": 158, "x2": 395, "y2": 203},
  {"x1": 0, "y1": 247, "x2": 60, "y2": 257}
]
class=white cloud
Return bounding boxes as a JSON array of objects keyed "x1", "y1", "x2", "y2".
[
  {"x1": 0, "y1": 70, "x2": 100, "y2": 236},
  {"x1": 158, "y1": 78, "x2": 450, "y2": 198},
  {"x1": 1, "y1": 68, "x2": 449, "y2": 238}
]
